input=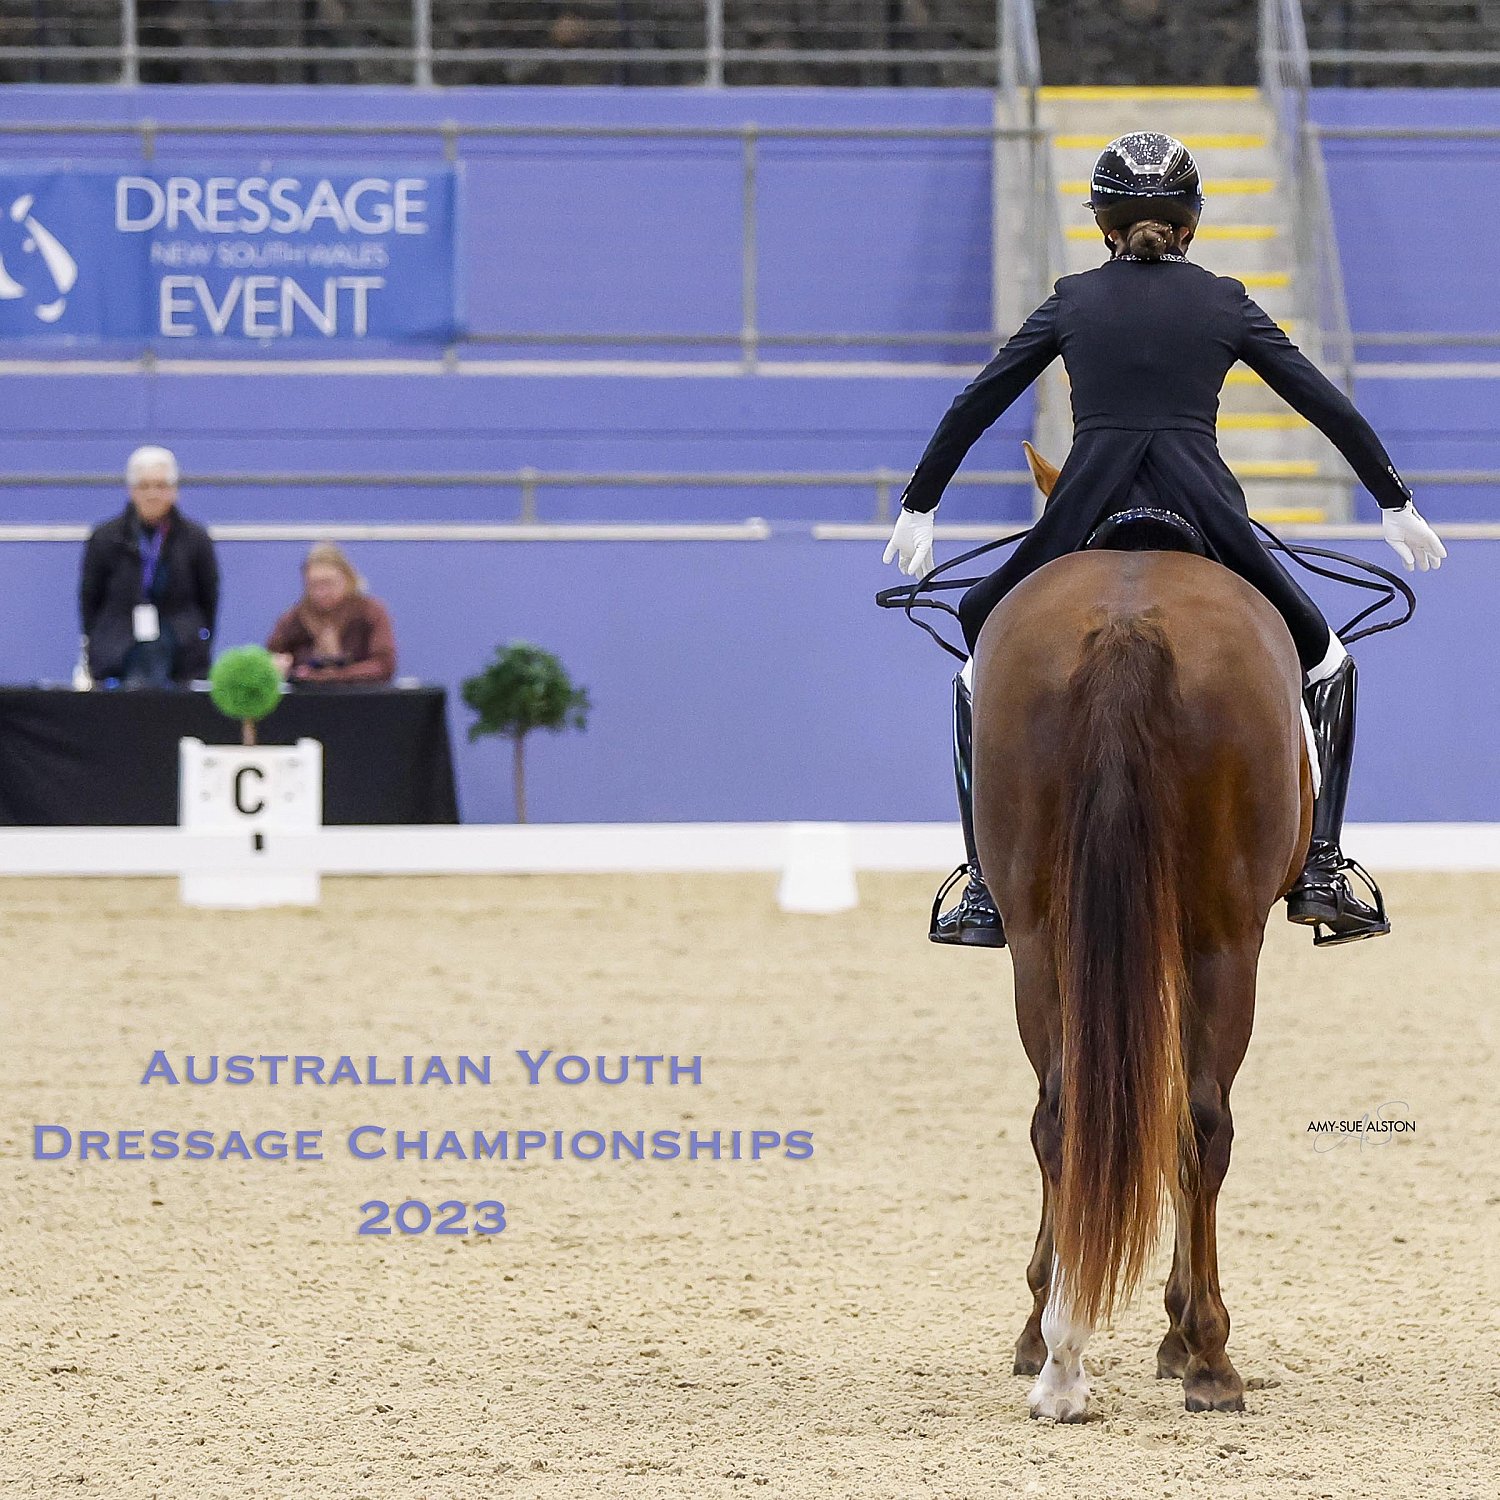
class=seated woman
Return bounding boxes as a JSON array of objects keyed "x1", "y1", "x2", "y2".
[{"x1": 267, "y1": 542, "x2": 397, "y2": 684}]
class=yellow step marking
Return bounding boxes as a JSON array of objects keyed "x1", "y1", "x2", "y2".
[
  {"x1": 1060, "y1": 176, "x2": 1275, "y2": 196},
  {"x1": 1227, "y1": 369, "x2": 1268, "y2": 385},
  {"x1": 1055, "y1": 133, "x2": 1267, "y2": 150},
  {"x1": 1233, "y1": 460, "x2": 1320, "y2": 477},
  {"x1": 1067, "y1": 223, "x2": 1278, "y2": 241},
  {"x1": 1041, "y1": 85, "x2": 1260, "y2": 101},
  {"x1": 1252, "y1": 506, "x2": 1329, "y2": 524},
  {"x1": 1219, "y1": 412, "x2": 1309, "y2": 430}
]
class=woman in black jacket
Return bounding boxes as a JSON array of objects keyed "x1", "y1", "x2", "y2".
[
  {"x1": 79, "y1": 445, "x2": 219, "y2": 686},
  {"x1": 883, "y1": 133, "x2": 1446, "y2": 950}
]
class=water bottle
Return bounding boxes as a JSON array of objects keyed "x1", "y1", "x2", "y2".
[{"x1": 71, "y1": 636, "x2": 92, "y2": 691}]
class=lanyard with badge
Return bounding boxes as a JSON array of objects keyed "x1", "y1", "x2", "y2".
[{"x1": 133, "y1": 523, "x2": 167, "y2": 643}]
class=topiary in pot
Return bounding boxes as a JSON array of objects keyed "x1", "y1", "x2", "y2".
[
  {"x1": 208, "y1": 646, "x2": 283, "y2": 746},
  {"x1": 461, "y1": 641, "x2": 589, "y2": 823}
]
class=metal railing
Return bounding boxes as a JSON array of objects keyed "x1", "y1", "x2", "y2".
[
  {"x1": 10, "y1": 516, "x2": 1500, "y2": 545},
  {"x1": 2, "y1": 463, "x2": 1466, "y2": 528},
  {"x1": 1261, "y1": 0, "x2": 1356, "y2": 391},
  {"x1": 1302, "y1": 0, "x2": 1500, "y2": 85},
  {"x1": 1310, "y1": 49, "x2": 1500, "y2": 69},
  {"x1": 993, "y1": 0, "x2": 1053, "y2": 327},
  {"x1": 1261, "y1": 0, "x2": 1358, "y2": 521},
  {"x1": 8, "y1": 2, "x2": 1500, "y2": 90},
  {"x1": 0, "y1": 467, "x2": 1031, "y2": 525},
  {"x1": 1297, "y1": 120, "x2": 1500, "y2": 356},
  {"x1": 992, "y1": 0, "x2": 1068, "y2": 488},
  {"x1": 0, "y1": 0, "x2": 1012, "y2": 88},
  {"x1": 0, "y1": 1, "x2": 1059, "y2": 382}
]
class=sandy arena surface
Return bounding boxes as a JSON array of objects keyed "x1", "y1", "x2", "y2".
[{"x1": 1, "y1": 871, "x2": 1496, "y2": 1499}]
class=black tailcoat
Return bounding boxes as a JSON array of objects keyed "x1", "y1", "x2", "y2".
[{"x1": 900, "y1": 255, "x2": 1412, "y2": 669}]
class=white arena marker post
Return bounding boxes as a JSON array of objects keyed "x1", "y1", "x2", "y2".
[
  {"x1": 178, "y1": 736, "x2": 323, "y2": 908},
  {"x1": 776, "y1": 822, "x2": 859, "y2": 914}
]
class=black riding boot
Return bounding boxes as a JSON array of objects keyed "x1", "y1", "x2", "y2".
[
  {"x1": 1285, "y1": 655, "x2": 1391, "y2": 946},
  {"x1": 930, "y1": 671, "x2": 1007, "y2": 948}
]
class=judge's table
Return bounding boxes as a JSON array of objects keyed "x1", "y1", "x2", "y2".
[{"x1": 0, "y1": 681, "x2": 459, "y2": 826}]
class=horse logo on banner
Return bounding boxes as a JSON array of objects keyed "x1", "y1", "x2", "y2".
[{"x1": 0, "y1": 191, "x2": 79, "y2": 323}]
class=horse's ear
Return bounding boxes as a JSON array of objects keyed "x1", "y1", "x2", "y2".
[{"x1": 1022, "y1": 440, "x2": 1061, "y2": 498}]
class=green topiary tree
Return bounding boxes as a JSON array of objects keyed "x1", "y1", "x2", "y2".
[
  {"x1": 462, "y1": 642, "x2": 589, "y2": 823},
  {"x1": 208, "y1": 646, "x2": 283, "y2": 746}
]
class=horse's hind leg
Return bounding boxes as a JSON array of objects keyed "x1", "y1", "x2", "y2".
[
  {"x1": 1178, "y1": 1074, "x2": 1243, "y2": 1412},
  {"x1": 1014, "y1": 1084, "x2": 1060, "y2": 1376},
  {"x1": 1156, "y1": 1197, "x2": 1192, "y2": 1380},
  {"x1": 1028, "y1": 1254, "x2": 1094, "y2": 1423},
  {"x1": 1157, "y1": 943, "x2": 1256, "y2": 1413},
  {"x1": 1018, "y1": 1064, "x2": 1093, "y2": 1422}
]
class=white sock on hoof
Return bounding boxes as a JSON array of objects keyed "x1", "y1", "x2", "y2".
[{"x1": 1027, "y1": 1255, "x2": 1093, "y2": 1423}]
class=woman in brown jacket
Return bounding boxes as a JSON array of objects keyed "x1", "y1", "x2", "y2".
[{"x1": 267, "y1": 542, "x2": 397, "y2": 684}]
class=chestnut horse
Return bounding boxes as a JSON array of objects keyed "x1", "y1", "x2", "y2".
[{"x1": 975, "y1": 449, "x2": 1313, "y2": 1420}]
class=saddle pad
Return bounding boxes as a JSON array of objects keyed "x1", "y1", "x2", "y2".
[{"x1": 1300, "y1": 700, "x2": 1322, "y2": 797}]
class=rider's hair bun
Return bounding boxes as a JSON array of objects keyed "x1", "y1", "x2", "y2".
[{"x1": 1123, "y1": 219, "x2": 1174, "y2": 260}]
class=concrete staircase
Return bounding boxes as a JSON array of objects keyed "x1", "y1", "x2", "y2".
[{"x1": 1037, "y1": 86, "x2": 1333, "y2": 522}]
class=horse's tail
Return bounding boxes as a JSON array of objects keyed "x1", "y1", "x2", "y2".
[{"x1": 1052, "y1": 613, "x2": 1195, "y2": 1328}]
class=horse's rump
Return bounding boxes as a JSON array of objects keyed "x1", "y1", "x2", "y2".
[{"x1": 973, "y1": 551, "x2": 1311, "y2": 935}]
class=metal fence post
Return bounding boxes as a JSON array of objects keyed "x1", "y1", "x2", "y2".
[
  {"x1": 740, "y1": 124, "x2": 759, "y2": 373},
  {"x1": 990, "y1": 112, "x2": 1007, "y2": 340},
  {"x1": 519, "y1": 467, "x2": 539, "y2": 523},
  {"x1": 705, "y1": 0, "x2": 725, "y2": 87},
  {"x1": 120, "y1": 0, "x2": 139, "y2": 85},
  {"x1": 413, "y1": 0, "x2": 433, "y2": 87},
  {"x1": 874, "y1": 470, "x2": 895, "y2": 524}
]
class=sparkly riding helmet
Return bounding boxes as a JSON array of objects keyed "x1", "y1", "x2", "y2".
[{"x1": 1085, "y1": 131, "x2": 1204, "y2": 244}]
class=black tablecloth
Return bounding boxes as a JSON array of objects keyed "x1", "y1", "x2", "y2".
[{"x1": 0, "y1": 684, "x2": 460, "y2": 825}]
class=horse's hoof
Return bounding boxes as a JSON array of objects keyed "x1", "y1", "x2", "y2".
[
  {"x1": 1184, "y1": 1366, "x2": 1245, "y2": 1412},
  {"x1": 1185, "y1": 1389, "x2": 1245, "y2": 1413},
  {"x1": 1028, "y1": 1366, "x2": 1090, "y2": 1423},
  {"x1": 1156, "y1": 1333, "x2": 1189, "y2": 1380},
  {"x1": 1013, "y1": 1352, "x2": 1044, "y2": 1377},
  {"x1": 1029, "y1": 1393, "x2": 1090, "y2": 1423},
  {"x1": 1013, "y1": 1333, "x2": 1046, "y2": 1377}
]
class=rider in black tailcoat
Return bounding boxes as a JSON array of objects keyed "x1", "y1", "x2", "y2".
[{"x1": 883, "y1": 132, "x2": 1447, "y2": 949}]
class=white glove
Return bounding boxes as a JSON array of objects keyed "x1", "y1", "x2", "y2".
[
  {"x1": 882, "y1": 506, "x2": 935, "y2": 579},
  {"x1": 1381, "y1": 500, "x2": 1446, "y2": 573}
]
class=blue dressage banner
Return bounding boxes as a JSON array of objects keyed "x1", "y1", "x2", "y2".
[{"x1": 0, "y1": 165, "x2": 459, "y2": 343}]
